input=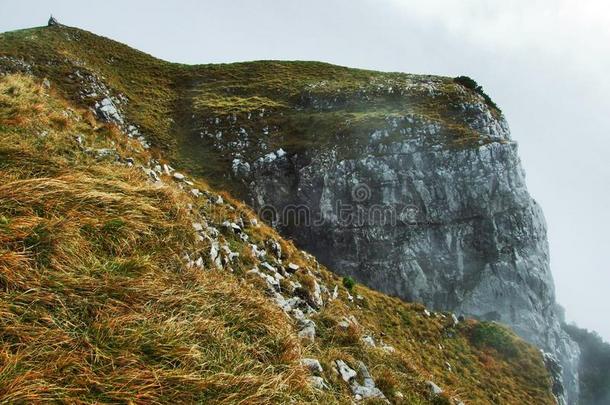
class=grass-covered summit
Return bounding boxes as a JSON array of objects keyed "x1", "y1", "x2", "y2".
[
  {"x1": 0, "y1": 24, "x2": 554, "y2": 404},
  {"x1": 0, "y1": 24, "x2": 501, "y2": 195}
]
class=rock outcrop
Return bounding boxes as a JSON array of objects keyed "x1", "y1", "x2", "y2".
[{"x1": 240, "y1": 86, "x2": 580, "y2": 402}]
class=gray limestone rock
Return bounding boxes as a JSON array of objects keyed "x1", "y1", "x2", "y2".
[
  {"x1": 245, "y1": 94, "x2": 580, "y2": 402},
  {"x1": 426, "y1": 381, "x2": 443, "y2": 396},
  {"x1": 301, "y1": 358, "x2": 323, "y2": 375},
  {"x1": 335, "y1": 359, "x2": 357, "y2": 382}
]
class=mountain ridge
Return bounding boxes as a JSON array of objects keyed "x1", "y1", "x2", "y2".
[{"x1": 0, "y1": 23, "x2": 578, "y2": 404}]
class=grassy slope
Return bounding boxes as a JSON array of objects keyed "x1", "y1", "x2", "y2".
[{"x1": 0, "y1": 26, "x2": 554, "y2": 404}]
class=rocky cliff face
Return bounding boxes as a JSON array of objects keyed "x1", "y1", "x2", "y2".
[{"x1": 238, "y1": 88, "x2": 580, "y2": 403}]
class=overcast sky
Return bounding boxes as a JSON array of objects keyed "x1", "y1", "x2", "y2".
[{"x1": 2, "y1": 0, "x2": 609, "y2": 341}]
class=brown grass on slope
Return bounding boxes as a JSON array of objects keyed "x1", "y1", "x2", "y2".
[{"x1": 0, "y1": 74, "x2": 319, "y2": 404}]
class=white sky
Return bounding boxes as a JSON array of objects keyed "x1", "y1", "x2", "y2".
[{"x1": 2, "y1": 0, "x2": 609, "y2": 341}]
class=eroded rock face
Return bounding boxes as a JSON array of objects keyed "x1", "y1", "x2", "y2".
[{"x1": 244, "y1": 95, "x2": 580, "y2": 403}]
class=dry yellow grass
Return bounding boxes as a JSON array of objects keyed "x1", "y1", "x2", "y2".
[{"x1": 0, "y1": 74, "x2": 322, "y2": 404}]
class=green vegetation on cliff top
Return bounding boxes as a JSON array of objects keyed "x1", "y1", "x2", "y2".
[{"x1": 0, "y1": 24, "x2": 501, "y2": 194}]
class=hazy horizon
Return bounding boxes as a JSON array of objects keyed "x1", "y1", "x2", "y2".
[{"x1": 2, "y1": 0, "x2": 609, "y2": 342}]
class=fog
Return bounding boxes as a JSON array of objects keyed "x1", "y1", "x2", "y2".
[{"x1": 2, "y1": 0, "x2": 608, "y2": 341}]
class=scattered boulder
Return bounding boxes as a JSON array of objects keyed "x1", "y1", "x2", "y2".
[
  {"x1": 362, "y1": 335, "x2": 376, "y2": 347},
  {"x1": 308, "y1": 376, "x2": 329, "y2": 390},
  {"x1": 310, "y1": 279, "x2": 323, "y2": 308},
  {"x1": 338, "y1": 315, "x2": 359, "y2": 330},
  {"x1": 335, "y1": 360, "x2": 357, "y2": 382},
  {"x1": 451, "y1": 313, "x2": 459, "y2": 327},
  {"x1": 298, "y1": 319, "x2": 316, "y2": 340},
  {"x1": 381, "y1": 344, "x2": 396, "y2": 353},
  {"x1": 300, "y1": 358, "x2": 323, "y2": 375},
  {"x1": 95, "y1": 97, "x2": 124, "y2": 124},
  {"x1": 351, "y1": 362, "x2": 386, "y2": 400},
  {"x1": 209, "y1": 241, "x2": 222, "y2": 269},
  {"x1": 267, "y1": 238, "x2": 282, "y2": 259},
  {"x1": 426, "y1": 380, "x2": 443, "y2": 395},
  {"x1": 331, "y1": 285, "x2": 339, "y2": 300},
  {"x1": 250, "y1": 244, "x2": 266, "y2": 259},
  {"x1": 261, "y1": 262, "x2": 277, "y2": 273},
  {"x1": 222, "y1": 220, "x2": 242, "y2": 233}
]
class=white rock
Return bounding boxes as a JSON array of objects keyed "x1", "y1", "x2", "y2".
[
  {"x1": 335, "y1": 360, "x2": 357, "y2": 382},
  {"x1": 381, "y1": 344, "x2": 396, "y2": 353},
  {"x1": 209, "y1": 241, "x2": 222, "y2": 269},
  {"x1": 222, "y1": 221, "x2": 242, "y2": 233},
  {"x1": 301, "y1": 358, "x2": 323, "y2": 374},
  {"x1": 349, "y1": 362, "x2": 387, "y2": 400},
  {"x1": 206, "y1": 226, "x2": 219, "y2": 238},
  {"x1": 426, "y1": 381, "x2": 443, "y2": 395},
  {"x1": 173, "y1": 172, "x2": 185, "y2": 180},
  {"x1": 250, "y1": 244, "x2": 266, "y2": 259},
  {"x1": 311, "y1": 279, "x2": 323, "y2": 308},
  {"x1": 308, "y1": 376, "x2": 329, "y2": 390},
  {"x1": 290, "y1": 308, "x2": 305, "y2": 321},
  {"x1": 338, "y1": 315, "x2": 359, "y2": 330},
  {"x1": 261, "y1": 262, "x2": 277, "y2": 273},
  {"x1": 267, "y1": 239, "x2": 282, "y2": 258},
  {"x1": 221, "y1": 245, "x2": 239, "y2": 262},
  {"x1": 352, "y1": 384, "x2": 386, "y2": 400},
  {"x1": 362, "y1": 335, "x2": 376, "y2": 347},
  {"x1": 331, "y1": 285, "x2": 339, "y2": 300},
  {"x1": 287, "y1": 262, "x2": 300, "y2": 272},
  {"x1": 298, "y1": 319, "x2": 316, "y2": 340},
  {"x1": 451, "y1": 313, "x2": 459, "y2": 327},
  {"x1": 273, "y1": 292, "x2": 291, "y2": 312}
]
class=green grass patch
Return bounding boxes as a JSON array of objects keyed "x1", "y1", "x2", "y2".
[{"x1": 469, "y1": 322, "x2": 519, "y2": 358}]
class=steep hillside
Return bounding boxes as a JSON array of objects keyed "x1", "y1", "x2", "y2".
[
  {"x1": 0, "y1": 26, "x2": 577, "y2": 403},
  {"x1": 0, "y1": 45, "x2": 560, "y2": 403}
]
